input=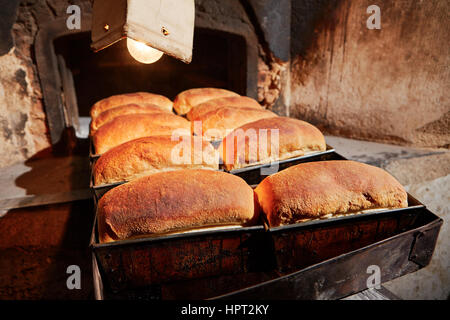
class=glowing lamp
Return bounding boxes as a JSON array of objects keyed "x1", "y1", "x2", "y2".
[{"x1": 91, "y1": 0, "x2": 195, "y2": 64}]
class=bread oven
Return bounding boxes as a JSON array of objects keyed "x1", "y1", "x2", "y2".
[
  {"x1": 0, "y1": 0, "x2": 446, "y2": 303},
  {"x1": 32, "y1": 0, "x2": 291, "y2": 152}
]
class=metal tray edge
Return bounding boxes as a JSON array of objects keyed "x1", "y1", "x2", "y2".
[
  {"x1": 90, "y1": 212, "x2": 266, "y2": 250},
  {"x1": 209, "y1": 209, "x2": 443, "y2": 300},
  {"x1": 226, "y1": 145, "x2": 335, "y2": 174}
]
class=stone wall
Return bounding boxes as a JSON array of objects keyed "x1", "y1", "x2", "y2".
[
  {"x1": 0, "y1": 50, "x2": 49, "y2": 168},
  {"x1": 0, "y1": 0, "x2": 92, "y2": 168},
  {"x1": 290, "y1": 0, "x2": 449, "y2": 148},
  {"x1": 0, "y1": 0, "x2": 49, "y2": 168}
]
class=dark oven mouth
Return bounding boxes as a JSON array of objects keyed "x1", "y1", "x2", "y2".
[
  {"x1": 33, "y1": 1, "x2": 290, "y2": 150},
  {"x1": 36, "y1": 21, "x2": 250, "y2": 145},
  {"x1": 57, "y1": 29, "x2": 247, "y2": 139}
]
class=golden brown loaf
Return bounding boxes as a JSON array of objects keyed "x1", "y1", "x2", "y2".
[
  {"x1": 93, "y1": 113, "x2": 190, "y2": 154},
  {"x1": 219, "y1": 117, "x2": 326, "y2": 171},
  {"x1": 254, "y1": 160, "x2": 408, "y2": 227},
  {"x1": 173, "y1": 88, "x2": 239, "y2": 115},
  {"x1": 93, "y1": 135, "x2": 219, "y2": 185},
  {"x1": 192, "y1": 106, "x2": 278, "y2": 140},
  {"x1": 90, "y1": 103, "x2": 171, "y2": 135},
  {"x1": 90, "y1": 92, "x2": 173, "y2": 118},
  {"x1": 97, "y1": 169, "x2": 259, "y2": 243},
  {"x1": 187, "y1": 96, "x2": 262, "y2": 121}
]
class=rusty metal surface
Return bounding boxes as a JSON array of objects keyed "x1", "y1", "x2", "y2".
[
  {"x1": 92, "y1": 205, "x2": 442, "y2": 300},
  {"x1": 212, "y1": 207, "x2": 443, "y2": 300},
  {"x1": 266, "y1": 196, "x2": 423, "y2": 275},
  {"x1": 91, "y1": 217, "x2": 271, "y2": 293},
  {"x1": 408, "y1": 221, "x2": 442, "y2": 268}
]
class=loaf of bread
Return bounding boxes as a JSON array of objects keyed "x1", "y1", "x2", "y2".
[
  {"x1": 90, "y1": 103, "x2": 171, "y2": 135},
  {"x1": 219, "y1": 117, "x2": 326, "y2": 171},
  {"x1": 187, "y1": 96, "x2": 262, "y2": 121},
  {"x1": 173, "y1": 88, "x2": 239, "y2": 115},
  {"x1": 90, "y1": 92, "x2": 173, "y2": 118},
  {"x1": 93, "y1": 135, "x2": 219, "y2": 185},
  {"x1": 192, "y1": 106, "x2": 277, "y2": 141},
  {"x1": 97, "y1": 169, "x2": 259, "y2": 243},
  {"x1": 93, "y1": 113, "x2": 190, "y2": 154},
  {"x1": 254, "y1": 160, "x2": 408, "y2": 227}
]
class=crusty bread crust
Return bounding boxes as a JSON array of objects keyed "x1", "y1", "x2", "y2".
[
  {"x1": 93, "y1": 113, "x2": 190, "y2": 154},
  {"x1": 219, "y1": 117, "x2": 326, "y2": 171},
  {"x1": 90, "y1": 103, "x2": 171, "y2": 135},
  {"x1": 97, "y1": 169, "x2": 259, "y2": 243},
  {"x1": 187, "y1": 96, "x2": 262, "y2": 120},
  {"x1": 93, "y1": 135, "x2": 219, "y2": 185},
  {"x1": 90, "y1": 92, "x2": 173, "y2": 118},
  {"x1": 173, "y1": 88, "x2": 239, "y2": 115},
  {"x1": 192, "y1": 107, "x2": 277, "y2": 140},
  {"x1": 254, "y1": 160, "x2": 408, "y2": 227}
]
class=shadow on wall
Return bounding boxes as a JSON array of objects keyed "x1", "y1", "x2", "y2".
[
  {"x1": 0, "y1": 0, "x2": 19, "y2": 55},
  {"x1": 14, "y1": 127, "x2": 90, "y2": 195},
  {"x1": 291, "y1": 0, "x2": 342, "y2": 58}
]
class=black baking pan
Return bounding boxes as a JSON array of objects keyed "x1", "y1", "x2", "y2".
[
  {"x1": 90, "y1": 209, "x2": 272, "y2": 295},
  {"x1": 225, "y1": 145, "x2": 337, "y2": 185},
  {"x1": 212, "y1": 206, "x2": 442, "y2": 300},
  {"x1": 91, "y1": 203, "x2": 442, "y2": 300},
  {"x1": 261, "y1": 193, "x2": 425, "y2": 274},
  {"x1": 89, "y1": 150, "x2": 442, "y2": 299}
]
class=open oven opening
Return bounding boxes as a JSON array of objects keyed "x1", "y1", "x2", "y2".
[{"x1": 53, "y1": 28, "x2": 247, "y2": 138}]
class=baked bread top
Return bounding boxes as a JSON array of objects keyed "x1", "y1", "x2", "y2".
[
  {"x1": 93, "y1": 135, "x2": 219, "y2": 185},
  {"x1": 173, "y1": 88, "x2": 239, "y2": 115},
  {"x1": 90, "y1": 103, "x2": 170, "y2": 135},
  {"x1": 187, "y1": 96, "x2": 262, "y2": 121},
  {"x1": 90, "y1": 92, "x2": 173, "y2": 118},
  {"x1": 254, "y1": 160, "x2": 408, "y2": 227},
  {"x1": 92, "y1": 113, "x2": 190, "y2": 154},
  {"x1": 97, "y1": 169, "x2": 259, "y2": 243},
  {"x1": 219, "y1": 117, "x2": 326, "y2": 171},
  {"x1": 192, "y1": 106, "x2": 277, "y2": 141}
]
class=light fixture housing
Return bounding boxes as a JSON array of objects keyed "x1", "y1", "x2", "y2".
[{"x1": 91, "y1": 0, "x2": 195, "y2": 63}]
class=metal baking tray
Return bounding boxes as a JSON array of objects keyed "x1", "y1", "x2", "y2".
[
  {"x1": 90, "y1": 209, "x2": 271, "y2": 296},
  {"x1": 89, "y1": 149, "x2": 442, "y2": 299},
  {"x1": 212, "y1": 205, "x2": 442, "y2": 300},
  {"x1": 91, "y1": 204, "x2": 442, "y2": 300},
  {"x1": 225, "y1": 145, "x2": 337, "y2": 185},
  {"x1": 261, "y1": 193, "x2": 425, "y2": 274}
]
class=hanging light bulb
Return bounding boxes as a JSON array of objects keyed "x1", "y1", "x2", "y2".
[{"x1": 126, "y1": 38, "x2": 164, "y2": 64}]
